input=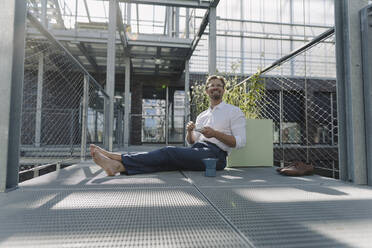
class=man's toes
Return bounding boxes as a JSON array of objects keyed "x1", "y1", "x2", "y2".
[{"x1": 89, "y1": 144, "x2": 95, "y2": 156}]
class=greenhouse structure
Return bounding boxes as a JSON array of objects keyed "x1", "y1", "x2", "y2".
[{"x1": 1, "y1": 0, "x2": 372, "y2": 247}]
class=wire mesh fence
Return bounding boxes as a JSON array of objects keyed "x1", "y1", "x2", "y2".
[
  {"x1": 21, "y1": 12, "x2": 109, "y2": 174},
  {"x1": 258, "y1": 33, "x2": 338, "y2": 178}
]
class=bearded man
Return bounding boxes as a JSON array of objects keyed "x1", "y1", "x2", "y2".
[{"x1": 90, "y1": 75, "x2": 246, "y2": 176}]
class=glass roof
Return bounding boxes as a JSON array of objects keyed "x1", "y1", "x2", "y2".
[{"x1": 27, "y1": 0, "x2": 337, "y2": 78}]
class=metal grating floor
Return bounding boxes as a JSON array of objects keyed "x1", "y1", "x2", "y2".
[{"x1": 1, "y1": 163, "x2": 372, "y2": 247}]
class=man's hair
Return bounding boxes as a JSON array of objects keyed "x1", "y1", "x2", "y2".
[{"x1": 205, "y1": 75, "x2": 226, "y2": 89}]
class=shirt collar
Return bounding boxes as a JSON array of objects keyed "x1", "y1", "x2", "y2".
[{"x1": 209, "y1": 101, "x2": 225, "y2": 111}]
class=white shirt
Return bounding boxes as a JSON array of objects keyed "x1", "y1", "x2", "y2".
[{"x1": 190, "y1": 101, "x2": 246, "y2": 154}]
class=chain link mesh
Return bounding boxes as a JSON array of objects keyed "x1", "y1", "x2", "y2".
[
  {"x1": 21, "y1": 15, "x2": 109, "y2": 173},
  {"x1": 258, "y1": 34, "x2": 338, "y2": 178}
]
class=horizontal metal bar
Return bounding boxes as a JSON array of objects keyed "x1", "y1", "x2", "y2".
[
  {"x1": 113, "y1": 0, "x2": 211, "y2": 8},
  {"x1": 26, "y1": 11, "x2": 109, "y2": 98},
  {"x1": 19, "y1": 158, "x2": 74, "y2": 175},
  {"x1": 234, "y1": 27, "x2": 335, "y2": 89},
  {"x1": 217, "y1": 17, "x2": 333, "y2": 29}
]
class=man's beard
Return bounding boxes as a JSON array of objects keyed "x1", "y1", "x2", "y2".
[{"x1": 210, "y1": 92, "x2": 222, "y2": 101}]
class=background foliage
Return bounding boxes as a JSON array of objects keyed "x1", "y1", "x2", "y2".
[{"x1": 190, "y1": 68, "x2": 266, "y2": 120}]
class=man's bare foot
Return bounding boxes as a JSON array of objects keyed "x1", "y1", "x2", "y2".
[
  {"x1": 92, "y1": 149, "x2": 125, "y2": 176},
  {"x1": 90, "y1": 144, "x2": 109, "y2": 157}
]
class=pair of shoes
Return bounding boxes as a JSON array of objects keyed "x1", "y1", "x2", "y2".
[{"x1": 277, "y1": 161, "x2": 314, "y2": 176}]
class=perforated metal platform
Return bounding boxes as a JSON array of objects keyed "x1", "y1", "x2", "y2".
[{"x1": 1, "y1": 164, "x2": 372, "y2": 247}]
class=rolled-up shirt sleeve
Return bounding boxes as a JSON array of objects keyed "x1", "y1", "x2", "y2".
[
  {"x1": 185, "y1": 116, "x2": 202, "y2": 145},
  {"x1": 231, "y1": 109, "x2": 246, "y2": 149}
]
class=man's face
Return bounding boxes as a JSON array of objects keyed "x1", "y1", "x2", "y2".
[{"x1": 206, "y1": 78, "x2": 225, "y2": 101}]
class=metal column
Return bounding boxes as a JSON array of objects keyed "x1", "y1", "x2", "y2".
[
  {"x1": 185, "y1": 8, "x2": 189, "y2": 39},
  {"x1": 208, "y1": 7, "x2": 217, "y2": 74},
  {"x1": 0, "y1": 0, "x2": 27, "y2": 192},
  {"x1": 35, "y1": 53, "x2": 44, "y2": 147},
  {"x1": 175, "y1": 7, "x2": 179, "y2": 38},
  {"x1": 124, "y1": 57, "x2": 130, "y2": 150},
  {"x1": 126, "y1": 3, "x2": 131, "y2": 25},
  {"x1": 166, "y1": 86, "x2": 169, "y2": 145},
  {"x1": 240, "y1": 0, "x2": 244, "y2": 74},
  {"x1": 81, "y1": 74, "x2": 89, "y2": 161},
  {"x1": 184, "y1": 60, "x2": 190, "y2": 146},
  {"x1": 104, "y1": 0, "x2": 117, "y2": 151},
  {"x1": 41, "y1": 0, "x2": 47, "y2": 27},
  {"x1": 168, "y1": 7, "x2": 173, "y2": 37},
  {"x1": 360, "y1": 4, "x2": 372, "y2": 185},
  {"x1": 335, "y1": 0, "x2": 368, "y2": 184}
]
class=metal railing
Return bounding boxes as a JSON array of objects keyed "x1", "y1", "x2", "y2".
[
  {"x1": 21, "y1": 11, "x2": 109, "y2": 178},
  {"x1": 233, "y1": 29, "x2": 338, "y2": 178}
]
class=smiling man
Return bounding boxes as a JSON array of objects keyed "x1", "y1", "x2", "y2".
[{"x1": 90, "y1": 75, "x2": 246, "y2": 176}]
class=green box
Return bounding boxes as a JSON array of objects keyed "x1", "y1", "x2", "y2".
[{"x1": 227, "y1": 119, "x2": 273, "y2": 167}]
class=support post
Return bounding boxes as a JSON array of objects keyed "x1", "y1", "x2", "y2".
[
  {"x1": 0, "y1": 0, "x2": 27, "y2": 192},
  {"x1": 104, "y1": 0, "x2": 117, "y2": 151},
  {"x1": 360, "y1": 4, "x2": 372, "y2": 185},
  {"x1": 175, "y1": 7, "x2": 179, "y2": 38},
  {"x1": 165, "y1": 86, "x2": 169, "y2": 145},
  {"x1": 168, "y1": 7, "x2": 173, "y2": 37},
  {"x1": 334, "y1": 0, "x2": 368, "y2": 184},
  {"x1": 35, "y1": 53, "x2": 44, "y2": 147},
  {"x1": 184, "y1": 60, "x2": 190, "y2": 146},
  {"x1": 240, "y1": 0, "x2": 244, "y2": 74},
  {"x1": 81, "y1": 74, "x2": 89, "y2": 161},
  {"x1": 185, "y1": 8, "x2": 189, "y2": 39},
  {"x1": 41, "y1": 0, "x2": 47, "y2": 27},
  {"x1": 117, "y1": 106, "x2": 123, "y2": 146},
  {"x1": 124, "y1": 57, "x2": 130, "y2": 150},
  {"x1": 208, "y1": 7, "x2": 217, "y2": 74}
]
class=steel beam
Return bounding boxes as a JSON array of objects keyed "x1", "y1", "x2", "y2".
[
  {"x1": 240, "y1": 0, "x2": 244, "y2": 74},
  {"x1": 41, "y1": 0, "x2": 47, "y2": 26},
  {"x1": 83, "y1": 0, "x2": 91, "y2": 22},
  {"x1": 124, "y1": 57, "x2": 130, "y2": 150},
  {"x1": 111, "y1": 0, "x2": 212, "y2": 9},
  {"x1": 184, "y1": 59, "x2": 190, "y2": 146},
  {"x1": 360, "y1": 4, "x2": 372, "y2": 185},
  {"x1": 0, "y1": 0, "x2": 27, "y2": 192},
  {"x1": 26, "y1": 28, "x2": 192, "y2": 48},
  {"x1": 77, "y1": 42, "x2": 99, "y2": 72},
  {"x1": 208, "y1": 7, "x2": 216, "y2": 74},
  {"x1": 335, "y1": 0, "x2": 368, "y2": 184},
  {"x1": 166, "y1": 86, "x2": 169, "y2": 145},
  {"x1": 81, "y1": 75, "x2": 89, "y2": 161},
  {"x1": 187, "y1": 9, "x2": 209, "y2": 59},
  {"x1": 186, "y1": 8, "x2": 190, "y2": 39},
  {"x1": 175, "y1": 7, "x2": 180, "y2": 37},
  {"x1": 104, "y1": 0, "x2": 117, "y2": 151},
  {"x1": 35, "y1": 53, "x2": 44, "y2": 147},
  {"x1": 116, "y1": 1, "x2": 130, "y2": 56}
]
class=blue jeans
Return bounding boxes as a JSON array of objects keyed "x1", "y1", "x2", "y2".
[{"x1": 121, "y1": 142, "x2": 227, "y2": 175}]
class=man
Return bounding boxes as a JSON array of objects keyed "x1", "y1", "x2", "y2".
[{"x1": 90, "y1": 75, "x2": 246, "y2": 176}]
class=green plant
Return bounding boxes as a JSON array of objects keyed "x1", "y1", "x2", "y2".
[{"x1": 190, "y1": 68, "x2": 266, "y2": 119}]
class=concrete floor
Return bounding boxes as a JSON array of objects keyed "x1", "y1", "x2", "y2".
[{"x1": 1, "y1": 162, "x2": 372, "y2": 247}]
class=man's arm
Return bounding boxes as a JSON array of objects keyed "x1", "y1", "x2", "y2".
[
  {"x1": 201, "y1": 127, "x2": 236, "y2": 147},
  {"x1": 186, "y1": 121, "x2": 197, "y2": 144}
]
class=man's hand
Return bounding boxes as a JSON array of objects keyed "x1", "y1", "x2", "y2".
[
  {"x1": 201, "y1": 126, "x2": 215, "y2": 138},
  {"x1": 186, "y1": 121, "x2": 196, "y2": 132}
]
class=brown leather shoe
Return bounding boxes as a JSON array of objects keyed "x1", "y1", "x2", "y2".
[
  {"x1": 276, "y1": 164, "x2": 294, "y2": 173},
  {"x1": 280, "y1": 162, "x2": 314, "y2": 176}
]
